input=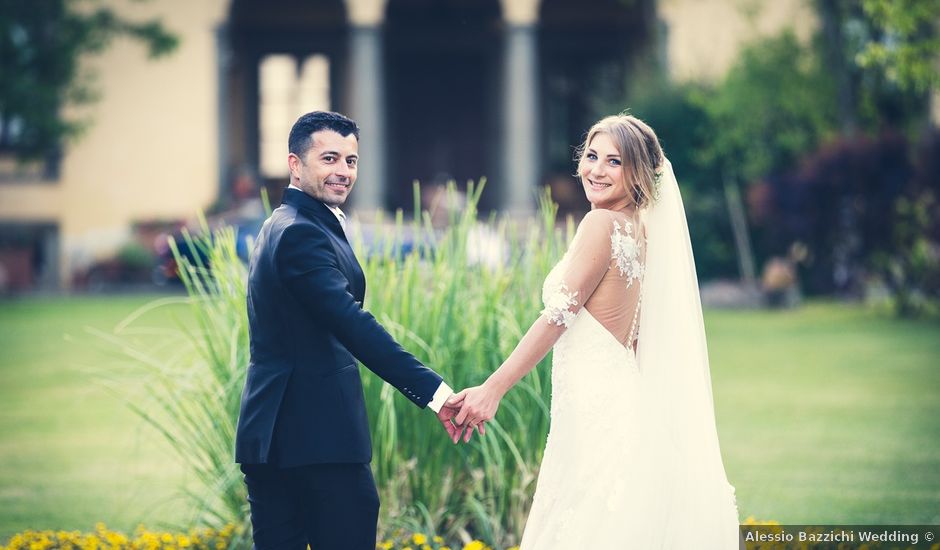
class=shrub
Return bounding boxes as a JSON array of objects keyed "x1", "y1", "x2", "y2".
[
  {"x1": 753, "y1": 130, "x2": 940, "y2": 316},
  {"x1": 105, "y1": 184, "x2": 572, "y2": 549}
]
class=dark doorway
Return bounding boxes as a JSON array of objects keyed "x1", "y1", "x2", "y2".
[
  {"x1": 0, "y1": 223, "x2": 59, "y2": 292},
  {"x1": 385, "y1": 0, "x2": 502, "y2": 212},
  {"x1": 224, "y1": 0, "x2": 348, "y2": 207}
]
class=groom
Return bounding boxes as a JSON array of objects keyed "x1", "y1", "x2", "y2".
[{"x1": 235, "y1": 111, "x2": 467, "y2": 550}]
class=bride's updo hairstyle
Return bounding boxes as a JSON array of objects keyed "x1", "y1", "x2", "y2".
[{"x1": 576, "y1": 114, "x2": 664, "y2": 209}]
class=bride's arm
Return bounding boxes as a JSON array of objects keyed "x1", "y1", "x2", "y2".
[
  {"x1": 451, "y1": 210, "x2": 616, "y2": 432},
  {"x1": 451, "y1": 316, "x2": 564, "y2": 433}
]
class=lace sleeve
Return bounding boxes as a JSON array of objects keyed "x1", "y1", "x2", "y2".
[
  {"x1": 539, "y1": 210, "x2": 617, "y2": 328},
  {"x1": 541, "y1": 282, "x2": 579, "y2": 328},
  {"x1": 610, "y1": 219, "x2": 645, "y2": 287}
]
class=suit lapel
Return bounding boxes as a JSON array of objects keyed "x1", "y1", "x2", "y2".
[
  {"x1": 282, "y1": 189, "x2": 345, "y2": 238},
  {"x1": 282, "y1": 189, "x2": 367, "y2": 301}
]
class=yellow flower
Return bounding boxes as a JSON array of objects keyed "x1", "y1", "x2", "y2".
[
  {"x1": 1, "y1": 523, "x2": 242, "y2": 550},
  {"x1": 412, "y1": 533, "x2": 428, "y2": 545},
  {"x1": 462, "y1": 542, "x2": 485, "y2": 550},
  {"x1": 433, "y1": 536, "x2": 444, "y2": 544}
]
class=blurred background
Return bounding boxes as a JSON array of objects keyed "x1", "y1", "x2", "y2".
[
  {"x1": 0, "y1": 0, "x2": 938, "y2": 547},
  {"x1": 1, "y1": 0, "x2": 936, "y2": 308}
]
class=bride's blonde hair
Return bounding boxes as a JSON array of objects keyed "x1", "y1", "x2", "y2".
[{"x1": 576, "y1": 114, "x2": 664, "y2": 209}]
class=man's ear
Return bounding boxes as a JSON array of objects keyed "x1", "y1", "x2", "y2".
[{"x1": 287, "y1": 153, "x2": 301, "y2": 179}]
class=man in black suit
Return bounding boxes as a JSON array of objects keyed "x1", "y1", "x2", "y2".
[{"x1": 235, "y1": 111, "x2": 466, "y2": 550}]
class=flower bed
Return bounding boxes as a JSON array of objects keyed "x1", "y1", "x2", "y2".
[
  {"x1": 1, "y1": 523, "x2": 239, "y2": 550},
  {"x1": 1, "y1": 525, "x2": 519, "y2": 550}
]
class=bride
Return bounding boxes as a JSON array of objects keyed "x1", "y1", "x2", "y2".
[{"x1": 449, "y1": 114, "x2": 740, "y2": 548}]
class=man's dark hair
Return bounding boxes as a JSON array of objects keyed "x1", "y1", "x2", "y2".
[{"x1": 288, "y1": 111, "x2": 360, "y2": 157}]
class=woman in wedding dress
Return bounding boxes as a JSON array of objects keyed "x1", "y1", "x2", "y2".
[{"x1": 449, "y1": 114, "x2": 740, "y2": 548}]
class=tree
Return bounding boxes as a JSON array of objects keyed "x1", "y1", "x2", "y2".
[
  {"x1": 626, "y1": 77, "x2": 739, "y2": 281},
  {"x1": 695, "y1": 32, "x2": 840, "y2": 284},
  {"x1": 0, "y1": 0, "x2": 177, "y2": 171},
  {"x1": 757, "y1": 130, "x2": 940, "y2": 316},
  {"x1": 856, "y1": 0, "x2": 940, "y2": 94},
  {"x1": 815, "y1": 0, "x2": 935, "y2": 137}
]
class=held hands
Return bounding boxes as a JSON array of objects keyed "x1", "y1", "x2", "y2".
[
  {"x1": 436, "y1": 398, "x2": 485, "y2": 444},
  {"x1": 435, "y1": 402, "x2": 464, "y2": 444},
  {"x1": 445, "y1": 382, "x2": 505, "y2": 443}
]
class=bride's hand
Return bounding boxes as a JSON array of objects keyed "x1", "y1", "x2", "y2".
[{"x1": 448, "y1": 382, "x2": 505, "y2": 442}]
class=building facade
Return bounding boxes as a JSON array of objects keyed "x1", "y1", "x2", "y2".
[{"x1": 0, "y1": 0, "x2": 813, "y2": 290}]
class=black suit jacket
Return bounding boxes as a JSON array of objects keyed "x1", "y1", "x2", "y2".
[{"x1": 235, "y1": 188, "x2": 443, "y2": 467}]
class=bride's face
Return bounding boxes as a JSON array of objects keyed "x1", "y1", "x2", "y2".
[{"x1": 578, "y1": 132, "x2": 632, "y2": 210}]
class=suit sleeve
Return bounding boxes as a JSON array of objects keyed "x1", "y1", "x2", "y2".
[{"x1": 275, "y1": 223, "x2": 443, "y2": 408}]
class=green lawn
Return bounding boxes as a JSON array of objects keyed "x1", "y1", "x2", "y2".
[
  {"x1": 0, "y1": 294, "x2": 194, "y2": 539},
  {"x1": 0, "y1": 296, "x2": 938, "y2": 540},
  {"x1": 708, "y1": 302, "x2": 940, "y2": 524}
]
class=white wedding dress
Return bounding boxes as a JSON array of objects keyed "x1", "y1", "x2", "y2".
[{"x1": 519, "y1": 162, "x2": 739, "y2": 549}]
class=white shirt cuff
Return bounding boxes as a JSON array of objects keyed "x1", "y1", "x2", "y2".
[{"x1": 426, "y1": 381, "x2": 453, "y2": 413}]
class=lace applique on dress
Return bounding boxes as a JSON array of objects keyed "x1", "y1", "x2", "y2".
[
  {"x1": 541, "y1": 282, "x2": 579, "y2": 328},
  {"x1": 610, "y1": 220, "x2": 644, "y2": 287}
]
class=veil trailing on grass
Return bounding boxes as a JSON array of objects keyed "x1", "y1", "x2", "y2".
[{"x1": 636, "y1": 157, "x2": 740, "y2": 546}]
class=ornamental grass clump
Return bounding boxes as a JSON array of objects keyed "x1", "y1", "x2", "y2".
[
  {"x1": 96, "y1": 215, "x2": 252, "y2": 545},
  {"x1": 106, "y1": 182, "x2": 573, "y2": 549}
]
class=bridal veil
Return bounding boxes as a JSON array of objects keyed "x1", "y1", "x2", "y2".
[{"x1": 636, "y1": 158, "x2": 740, "y2": 547}]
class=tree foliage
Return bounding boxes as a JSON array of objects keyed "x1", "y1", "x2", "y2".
[
  {"x1": 622, "y1": 4, "x2": 938, "y2": 310},
  {"x1": 0, "y1": 0, "x2": 177, "y2": 162},
  {"x1": 695, "y1": 31, "x2": 840, "y2": 184},
  {"x1": 627, "y1": 78, "x2": 739, "y2": 280},
  {"x1": 856, "y1": 0, "x2": 940, "y2": 94},
  {"x1": 754, "y1": 130, "x2": 940, "y2": 315}
]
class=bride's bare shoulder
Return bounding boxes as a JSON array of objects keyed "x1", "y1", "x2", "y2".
[
  {"x1": 571, "y1": 209, "x2": 618, "y2": 245},
  {"x1": 578, "y1": 208, "x2": 619, "y2": 229}
]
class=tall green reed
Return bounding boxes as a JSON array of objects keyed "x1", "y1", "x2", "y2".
[
  {"x1": 107, "y1": 183, "x2": 573, "y2": 549},
  {"x1": 98, "y1": 215, "x2": 251, "y2": 548},
  {"x1": 354, "y1": 182, "x2": 573, "y2": 547}
]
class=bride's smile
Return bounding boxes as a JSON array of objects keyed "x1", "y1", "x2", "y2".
[{"x1": 578, "y1": 132, "x2": 633, "y2": 211}]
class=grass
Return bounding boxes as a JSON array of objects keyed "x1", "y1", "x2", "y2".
[
  {"x1": 0, "y1": 295, "x2": 938, "y2": 541},
  {"x1": 708, "y1": 301, "x2": 940, "y2": 524},
  {"x1": 0, "y1": 294, "x2": 193, "y2": 539}
]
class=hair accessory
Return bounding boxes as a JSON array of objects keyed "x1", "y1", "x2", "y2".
[{"x1": 651, "y1": 168, "x2": 664, "y2": 203}]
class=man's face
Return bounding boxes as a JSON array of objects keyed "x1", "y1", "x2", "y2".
[{"x1": 288, "y1": 130, "x2": 359, "y2": 207}]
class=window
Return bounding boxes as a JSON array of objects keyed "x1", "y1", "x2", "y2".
[
  {"x1": 0, "y1": 113, "x2": 59, "y2": 182},
  {"x1": 259, "y1": 54, "x2": 331, "y2": 178}
]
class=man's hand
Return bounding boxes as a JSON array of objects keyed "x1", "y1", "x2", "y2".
[
  {"x1": 436, "y1": 401, "x2": 473, "y2": 444},
  {"x1": 448, "y1": 383, "x2": 503, "y2": 443}
]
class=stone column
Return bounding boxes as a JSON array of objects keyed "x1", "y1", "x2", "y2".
[
  {"x1": 500, "y1": 0, "x2": 542, "y2": 214},
  {"x1": 345, "y1": 0, "x2": 389, "y2": 212},
  {"x1": 215, "y1": 24, "x2": 232, "y2": 198}
]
